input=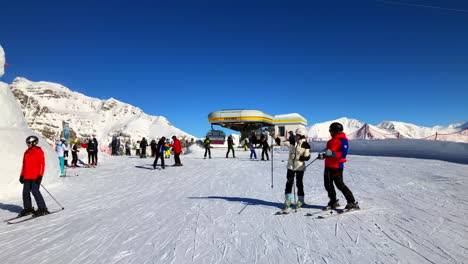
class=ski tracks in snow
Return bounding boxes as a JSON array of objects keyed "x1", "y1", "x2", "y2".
[{"x1": 0, "y1": 151, "x2": 467, "y2": 263}]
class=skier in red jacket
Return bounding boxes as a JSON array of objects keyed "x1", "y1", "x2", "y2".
[
  {"x1": 318, "y1": 122, "x2": 359, "y2": 210},
  {"x1": 18, "y1": 136, "x2": 50, "y2": 217},
  {"x1": 169, "y1": 136, "x2": 183, "y2": 166}
]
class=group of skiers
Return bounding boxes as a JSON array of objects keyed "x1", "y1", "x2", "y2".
[
  {"x1": 152, "y1": 135, "x2": 184, "y2": 169},
  {"x1": 203, "y1": 134, "x2": 272, "y2": 160},
  {"x1": 281, "y1": 122, "x2": 359, "y2": 213},
  {"x1": 55, "y1": 137, "x2": 99, "y2": 176},
  {"x1": 16, "y1": 122, "x2": 357, "y2": 220}
]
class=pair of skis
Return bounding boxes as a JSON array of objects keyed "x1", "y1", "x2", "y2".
[
  {"x1": 275, "y1": 207, "x2": 361, "y2": 218},
  {"x1": 4, "y1": 209, "x2": 64, "y2": 225}
]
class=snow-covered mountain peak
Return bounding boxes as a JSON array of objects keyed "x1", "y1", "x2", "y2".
[{"x1": 9, "y1": 78, "x2": 195, "y2": 148}]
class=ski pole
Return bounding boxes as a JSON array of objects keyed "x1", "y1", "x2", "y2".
[
  {"x1": 293, "y1": 177, "x2": 297, "y2": 212},
  {"x1": 41, "y1": 184, "x2": 64, "y2": 210},
  {"x1": 305, "y1": 157, "x2": 319, "y2": 169}
]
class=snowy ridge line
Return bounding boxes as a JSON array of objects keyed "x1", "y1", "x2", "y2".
[{"x1": 308, "y1": 126, "x2": 468, "y2": 142}]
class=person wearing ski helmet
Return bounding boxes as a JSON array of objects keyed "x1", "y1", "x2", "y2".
[
  {"x1": 318, "y1": 122, "x2": 359, "y2": 210},
  {"x1": 283, "y1": 126, "x2": 311, "y2": 212},
  {"x1": 18, "y1": 136, "x2": 50, "y2": 217}
]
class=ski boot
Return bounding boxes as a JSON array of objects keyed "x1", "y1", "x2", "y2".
[
  {"x1": 33, "y1": 208, "x2": 50, "y2": 217},
  {"x1": 280, "y1": 194, "x2": 292, "y2": 214},
  {"x1": 326, "y1": 199, "x2": 340, "y2": 210},
  {"x1": 344, "y1": 202, "x2": 360, "y2": 211},
  {"x1": 296, "y1": 196, "x2": 305, "y2": 209},
  {"x1": 17, "y1": 207, "x2": 35, "y2": 217}
]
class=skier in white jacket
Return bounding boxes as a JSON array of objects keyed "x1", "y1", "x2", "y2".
[{"x1": 283, "y1": 126, "x2": 311, "y2": 211}]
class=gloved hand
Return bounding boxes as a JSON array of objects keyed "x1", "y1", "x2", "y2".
[
  {"x1": 317, "y1": 153, "x2": 326, "y2": 160},
  {"x1": 36, "y1": 175, "x2": 43, "y2": 184},
  {"x1": 324, "y1": 149, "x2": 335, "y2": 157},
  {"x1": 19, "y1": 176, "x2": 24, "y2": 184}
]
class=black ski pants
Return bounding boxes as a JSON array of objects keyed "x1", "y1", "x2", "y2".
[
  {"x1": 72, "y1": 151, "x2": 78, "y2": 166},
  {"x1": 23, "y1": 180, "x2": 46, "y2": 209},
  {"x1": 174, "y1": 153, "x2": 181, "y2": 165},
  {"x1": 324, "y1": 167, "x2": 355, "y2": 204},
  {"x1": 153, "y1": 152, "x2": 165, "y2": 168},
  {"x1": 204, "y1": 147, "x2": 211, "y2": 158},
  {"x1": 88, "y1": 152, "x2": 95, "y2": 164},
  {"x1": 226, "y1": 146, "x2": 235, "y2": 158},
  {"x1": 285, "y1": 169, "x2": 304, "y2": 196},
  {"x1": 261, "y1": 148, "x2": 269, "y2": 160}
]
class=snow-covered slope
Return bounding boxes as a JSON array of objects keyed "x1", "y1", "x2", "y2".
[
  {"x1": 308, "y1": 117, "x2": 468, "y2": 142},
  {"x1": 0, "y1": 146, "x2": 466, "y2": 263},
  {"x1": 306, "y1": 117, "x2": 365, "y2": 140},
  {"x1": 9, "y1": 77, "x2": 195, "y2": 147},
  {"x1": 377, "y1": 120, "x2": 468, "y2": 140}
]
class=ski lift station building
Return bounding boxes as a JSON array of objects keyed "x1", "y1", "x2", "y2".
[{"x1": 207, "y1": 109, "x2": 307, "y2": 140}]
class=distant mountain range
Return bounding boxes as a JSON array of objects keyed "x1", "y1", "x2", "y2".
[
  {"x1": 4, "y1": 77, "x2": 467, "y2": 145},
  {"x1": 8, "y1": 77, "x2": 195, "y2": 147},
  {"x1": 307, "y1": 117, "x2": 468, "y2": 142}
]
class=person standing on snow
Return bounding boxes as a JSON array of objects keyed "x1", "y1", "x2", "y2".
[
  {"x1": 169, "y1": 136, "x2": 183, "y2": 166},
  {"x1": 288, "y1": 131, "x2": 296, "y2": 146},
  {"x1": 140, "y1": 137, "x2": 148, "y2": 158},
  {"x1": 164, "y1": 139, "x2": 171, "y2": 159},
  {"x1": 18, "y1": 136, "x2": 50, "y2": 217},
  {"x1": 153, "y1": 137, "x2": 167, "y2": 169},
  {"x1": 71, "y1": 139, "x2": 79, "y2": 167},
  {"x1": 260, "y1": 137, "x2": 270, "y2": 161},
  {"x1": 150, "y1": 139, "x2": 157, "y2": 157},
  {"x1": 62, "y1": 139, "x2": 70, "y2": 167},
  {"x1": 125, "y1": 141, "x2": 131, "y2": 156},
  {"x1": 86, "y1": 139, "x2": 96, "y2": 165},
  {"x1": 203, "y1": 137, "x2": 211, "y2": 159},
  {"x1": 92, "y1": 137, "x2": 98, "y2": 165},
  {"x1": 55, "y1": 140, "x2": 65, "y2": 177},
  {"x1": 318, "y1": 122, "x2": 359, "y2": 210},
  {"x1": 282, "y1": 127, "x2": 311, "y2": 212},
  {"x1": 225, "y1": 135, "x2": 235, "y2": 158},
  {"x1": 247, "y1": 139, "x2": 257, "y2": 159}
]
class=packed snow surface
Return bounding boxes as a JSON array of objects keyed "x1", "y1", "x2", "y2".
[{"x1": 0, "y1": 146, "x2": 466, "y2": 264}]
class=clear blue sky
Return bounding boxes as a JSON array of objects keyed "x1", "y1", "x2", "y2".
[{"x1": 1, "y1": 0, "x2": 467, "y2": 137}]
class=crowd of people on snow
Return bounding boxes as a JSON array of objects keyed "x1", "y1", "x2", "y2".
[{"x1": 15, "y1": 122, "x2": 358, "y2": 220}]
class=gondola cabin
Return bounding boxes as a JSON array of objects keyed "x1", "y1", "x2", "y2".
[{"x1": 206, "y1": 130, "x2": 226, "y2": 145}]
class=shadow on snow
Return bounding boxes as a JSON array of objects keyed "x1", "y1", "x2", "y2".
[{"x1": 188, "y1": 196, "x2": 326, "y2": 211}]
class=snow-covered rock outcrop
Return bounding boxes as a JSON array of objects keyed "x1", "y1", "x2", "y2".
[{"x1": 9, "y1": 77, "x2": 195, "y2": 149}]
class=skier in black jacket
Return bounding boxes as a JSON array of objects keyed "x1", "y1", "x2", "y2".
[
  {"x1": 140, "y1": 137, "x2": 148, "y2": 158},
  {"x1": 225, "y1": 135, "x2": 235, "y2": 158},
  {"x1": 153, "y1": 137, "x2": 166, "y2": 169},
  {"x1": 92, "y1": 137, "x2": 98, "y2": 165},
  {"x1": 260, "y1": 137, "x2": 270, "y2": 160},
  {"x1": 86, "y1": 139, "x2": 95, "y2": 165},
  {"x1": 150, "y1": 140, "x2": 157, "y2": 157}
]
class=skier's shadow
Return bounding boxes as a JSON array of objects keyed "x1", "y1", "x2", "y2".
[
  {"x1": 0, "y1": 203, "x2": 23, "y2": 213},
  {"x1": 134, "y1": 165, "x2": 154, "y2": 170},
  {"x1": 189, "y1": 196, "x2": 325, "y2": 211}
]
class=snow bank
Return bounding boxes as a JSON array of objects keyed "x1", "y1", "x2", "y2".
[
  {"x1": 0, "y1": 48, "x2": 60, "y2": 199},
  {"x1": 309, "y1": 139, "x2": 468, "y2": 164},
  {"x1": 0, "y1": 45, "x2": 4, "y2": 77}
]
